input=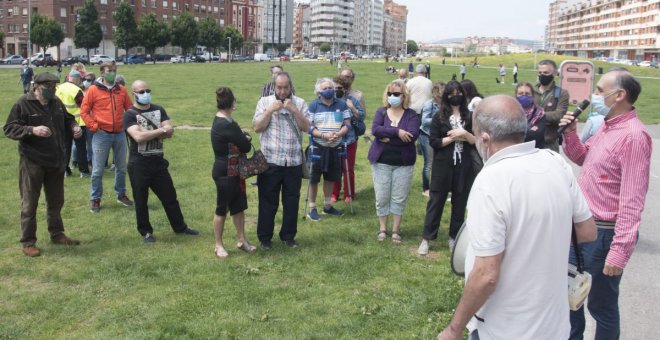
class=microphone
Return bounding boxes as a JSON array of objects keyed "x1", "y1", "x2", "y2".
[{"x1": 557, "y1": 99, "x2": 590, "y2": 135}]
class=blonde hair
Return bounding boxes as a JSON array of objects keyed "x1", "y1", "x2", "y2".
[
  {"x1": 72, "y1": 62, "x2": 87, "y2": 74},
  {"x1": 382, "y1": 79, "x2": 411, "y2": 109}
]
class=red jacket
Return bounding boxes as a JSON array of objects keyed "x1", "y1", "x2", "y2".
[{"x1": 80, "y1": 80, "x2": 132, "y2": 133}]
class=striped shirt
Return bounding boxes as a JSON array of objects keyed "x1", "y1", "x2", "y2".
[
  {"x1": 309, "y1": 98, "x2": 351, "y2": 148},
  {"x1": 253, "y1": 95, "x2": 310, "y2": 167},
  {"x1": 563, "y1": 109, "x2": 652, "y2": 268}
]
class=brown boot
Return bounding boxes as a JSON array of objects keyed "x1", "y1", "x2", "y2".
[
  {"x1": 51, "y1": 234, "x2": 81, "y2": 246},
  {"x1": 23, "y1": 245, "x2": 41, "y2": 257}
]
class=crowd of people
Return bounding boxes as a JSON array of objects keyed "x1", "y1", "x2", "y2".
[{"x1": 5, "y1": 58, "x2": 651, "y2": 339}]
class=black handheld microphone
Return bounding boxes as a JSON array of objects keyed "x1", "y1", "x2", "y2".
[{"x1": 557, "y1": 99, "x2": 590, "y2": 135}]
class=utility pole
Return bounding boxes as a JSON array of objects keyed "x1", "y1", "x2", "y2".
[
  {"x1": 272, "y1": 2, "x2": 276, "y2": 55},
  {"x1": 227, "y1": 36, "x2": 232, "y2": 63},
  {"x1": 27, "y1": 0, "x2": 32, "y2": 58}
]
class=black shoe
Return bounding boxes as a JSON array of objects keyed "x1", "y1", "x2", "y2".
[
  {"x1": 260, "y1": 241, "x2": 272, "y2": 250},
  {"x1": 282, "y1": 239, "x2": 298, "y2": 248},
  {"x1": 143, "y1": 233, "x2": 156, "y2": 243},
  {"x1": 177, "y1": 227, "x2": 199, "y2": 236},
  {"x1": 65, "y1": 167, "x2": 72, "y2": 177}
]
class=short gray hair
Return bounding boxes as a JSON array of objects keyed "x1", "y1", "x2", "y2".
[
  {"x1": 474, "y1": 96, "x2": 527, "y2": 143},
  {"x1": 314, "y1": 77, "x2": 335, "y2": 95}
]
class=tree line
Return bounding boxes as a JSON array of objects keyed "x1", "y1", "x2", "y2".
[{"x1": 31, "y1": 0, "x2": 244, "y2": 62}]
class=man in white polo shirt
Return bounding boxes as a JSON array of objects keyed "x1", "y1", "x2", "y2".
[
  {"x1": 406, "y1": 64, "x2": 433, "y2": 114},
  {"x1": 437, "y1": 95, "x2": 596, "y2": 340}
]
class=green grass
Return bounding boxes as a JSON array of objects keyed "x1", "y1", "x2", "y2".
[{"x1": 0, "y1": 55, "x2": 658, "y2": 338}]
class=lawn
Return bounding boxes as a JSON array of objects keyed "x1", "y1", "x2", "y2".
[{"x1": 0, "y1": 54, "x2": 658, "y2": 339}]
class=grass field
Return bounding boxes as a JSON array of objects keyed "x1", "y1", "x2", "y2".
[{"x1": 0, "y1": 54, "x2": 658, "y2": 338}]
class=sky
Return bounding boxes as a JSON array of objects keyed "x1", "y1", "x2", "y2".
[{"x1": 403, "y1": 0, "x2": 555, "y2": 42}]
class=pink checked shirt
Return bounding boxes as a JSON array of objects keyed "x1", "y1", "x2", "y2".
[{"x1": 563, "y1": 109, "x2": 652, "y2": 269}]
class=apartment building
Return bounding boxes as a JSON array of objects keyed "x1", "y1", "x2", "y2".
[
  {"x1": 546, "y1": 0, "x2": 660, "y2": 61},
  {"x1": 292, "y1": 2, "x2": 308, "y2": 53},
  {"x1": 308, "y1": 0, "x2": 354, "y2": 53},
  {"x1": 229, "y1": 0, "x2": 263, "y2": 55},
  {"x1": 352, "y1": 0, "x2": 383, "y2": 55},
  {"x1": 262, "y1": 0, "x2": 293, "y2": 54},
  {"x1": 0, "y1": 0, "x2": 230, "y2": 59},
  {"x1": 382, "y1": 0, "x2": 406, "y2": 56}
]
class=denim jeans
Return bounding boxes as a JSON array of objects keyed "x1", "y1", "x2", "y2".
[
  {"x1": 72, "y1": 126, "x2": 93, "y2": 166},
  {"x1": 569, "y1": 228, "x2": 623, "y2": 340},
  {"x1": 371, "y1": 163, "x2": 414, "y2": 216},
  {"x1": 90, "y1": 130, "x2": 128, "y2": 200},
  {"x1": 418, "y1": 133, "x2": 433, "y2": 191}
]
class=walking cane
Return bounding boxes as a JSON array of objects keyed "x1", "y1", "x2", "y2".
[
  {"x1": 342, "y1": 141, "x2": 354, "y2": 214},
  {"x1": 302, "y1": 131, "x2": 319, "y2": 220}
]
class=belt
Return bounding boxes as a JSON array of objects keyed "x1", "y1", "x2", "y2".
[{"x1": 595, "y1": 220, "x2": 615, "y2": 229}]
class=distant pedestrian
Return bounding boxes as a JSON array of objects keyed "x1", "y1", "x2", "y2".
[
  {"x1": 408, "y1": 62, "x2": 414, "y2": 74},
  {"x1": 496, "y1": 64, "x2": 506, "y2": 84},
  {"x1": 261, "y1": 65, "x2": 295, "y2": 98},
  {"x1": 459, "y1": 63, "x2": 466, "y2": 81},
  {"x1": 398, "y1": 68, "x2": 409, "y2": 83},
  {"x1": 442, "y1": 57, "x2": 446, "y2": 65},
  {"x1": 426, "y1": 62, "x2": 431, "y2": 79},
  {"x1": 513, "y1": 63, "x2": 519, "y2": 84},
  {"x1": 18, "y1": 60, "x2": 34, "y2": 94}
]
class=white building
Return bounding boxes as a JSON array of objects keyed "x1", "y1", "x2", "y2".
[
  {"x1": 352, "y1": 0, "x2": 383, "y2": 54},
  {"x1": 263, "y1": 0, "x2": 294, "y2": 54},
  {"x1": 309, "y1": 0, "x2": 355, "y2": 53}
]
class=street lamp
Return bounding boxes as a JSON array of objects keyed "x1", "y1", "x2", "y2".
[
  {"x1": 27, "y1": 0, "x2": 31, "y2": 58},
  {"x1": 227, "y1": 36, "x2": 231, "y2": 63}
]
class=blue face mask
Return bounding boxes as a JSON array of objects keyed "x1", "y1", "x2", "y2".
[
  {"x1": 388, "y1": 95, "x2": 402, "y2": 107},
  {"x1": 136, "y1": 92, "x2": 152, "y2": 105},
  {"x1": 319, "y1": 88, "x2": 335, "y2": 100},
  {"x1": 591, "y1": 90, "x2": 618, "y2": 117},
  {"x1": 83, "y1": 80, "x2": 92, "y2": 88},
  {"x1": 516, "y1": 95, "x2": 534, "y2": 109}
]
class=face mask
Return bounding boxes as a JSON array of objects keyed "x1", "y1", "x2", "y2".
[
  {"x1": 40, "y1": 87, "x2": 56, "y2": 100},
  {"x1": 136, "y1": 92, "x2": 152, "y2": 105},
  {"x1": 387, "y1": 95, "x2": 402, "y2": 107},
  {"x1": 591, "y1": 91, "x2": 618, "y2": 117},
  {"x1": 517, "y1": 95, "x2": 534, "y2": 109},
  {"x1": 83, "y1": 80, "x2": 92, "y2": 88},
  {"x1": 104, "y1": 72, "x2": 116, "y2": 84},
  {"x1": 319, "y1": 88, "x2": 335, "y2": 100},
  {"x1": 449, "y1": 95, "x2": 464, "y2": 107},
  {"x1": 335, "y1": 89, "x2": 345, "y2": 98},
  {"x1": 538, "y1": 74, "x2": 554, "y2": 86}
]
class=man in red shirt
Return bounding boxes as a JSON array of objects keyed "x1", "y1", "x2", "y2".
[{"x1": 561, "y1": 68, "x2": 652, "y2": 340}]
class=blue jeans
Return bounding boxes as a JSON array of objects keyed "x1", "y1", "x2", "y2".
[
  {"x1": 569, "y1": 228, "x2": 622, "y2": 340},
  {"x1": 418, "y1": 133, "x2": 433, "y2": 191},
  {"x1": 90, "y1": 130, "x2": 128, "y2": 201}
]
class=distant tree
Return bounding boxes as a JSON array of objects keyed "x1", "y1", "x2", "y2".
[
  {"x1": 222, "y1": 26, "x2": 243, "y2": 54},
  {"x1": 319, "y1": 42, "x2": 331, "y2": 53},
  {"x1": 170, "y1": 12, "x2": 198, "y2": 62},
  {"x1": 31, "y1": 15, "x2": 64, "y2": 54},
  {"x1": 406, "y1": 40, "x2": 419, "y2": 55},
  {"x1": 74, "y1": 0, "x2": 103, "y2": 60},
  {"x1": 137, "y1": 13, "x2": 170, "y2": 64},
  {"x1": 197, "y1": 17, "x2": 222, "y2": 62},
  {"x1": 113, "y1": 1, "x2": 138, "y2": 59}
]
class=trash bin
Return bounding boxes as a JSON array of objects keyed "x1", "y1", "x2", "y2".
[{"x1": 598, "y1": 67, "x2": 603, "y2": 75}]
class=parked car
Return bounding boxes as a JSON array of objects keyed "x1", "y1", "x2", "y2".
[
  {"x1": 279, "y1": 55, "x2": 290, "y2": 62},
  {"x1": 29, "y1": 53, "x2": 51, "y2": 63},
  {"x1": 170, "y1": 55, "x2": 187, "y2": 63},
  {"x1": 244, "y1": 55, "x2": 254, "y2": 61},
  {"x1": 90, "y1": 54, "x2": 114, "y2": 65},
  {"x1": 232, "y1": 54, "x2": 246, "y2": 62},
  {"x1": 639, "y1": 60, "x2": 651, "y2": 67},
  {"x1": 254, "y1": 53, "x2": 270, "y2": 62},
  {"x1": 125, "y1": 55, "x2": 146, "y2": 64},
  {"x1": 652, "y1": 61, "x2": 659, "y2": 68},
  {"x1": 190, "y1": 55, "x2": 206, "y2": 63},
  {"x1": 1, "y1": 55, "x2": 25, "y2": 64},
  {"x1": 33, "y1": 56, "x2": 59, "y2": 67},
  {"x1": 62, "y1": 55, "x2": 89, "y2": 66}
]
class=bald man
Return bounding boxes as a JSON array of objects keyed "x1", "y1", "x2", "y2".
[
  {"x1": 438, "y1": 95, "x2": 596, "y2": 340},
  {"x1": 398, "y1": 68, "x2": 409, "y2": 83},
  {"x1": 123, "y1": 80, "x2": 199, "y2": 243}
]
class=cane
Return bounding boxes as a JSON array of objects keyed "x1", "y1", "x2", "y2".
[
  {"x1": 302, "y1": 131, "x2": 320, "y2": 220},
  {"x1": 341, "y1": 141, "x2": 354, "y2": 214}
]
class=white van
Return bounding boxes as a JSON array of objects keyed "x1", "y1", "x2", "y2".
[{"x1": 254, "y1": 53, "x2": 270, "y2": 62}]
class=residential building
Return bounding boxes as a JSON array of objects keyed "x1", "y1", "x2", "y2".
[
  {"x1": 292, "y1": 2, "x2": 310, "y2": 53},
  {"x1": 229, "y1": 0, "x2": 263, "y2": 55},
  {"x1": 352, "y1": 0, "x2": 383, "y2": 55},
  {"x1": 262, "y1": 0, "x2": 294, "y2": 55},
  {"x1": 546, "y1": 0, "x2": 660, "y2": 61},
  {"x1": 463, "y1": 36, "x2": 514, "y2": 55},
  {"x1": 382, "y1": 0, "x2": 406, "y2": 56},
  {"x1": 309, "y1": 0, "x2": 354, "y2": 54}
]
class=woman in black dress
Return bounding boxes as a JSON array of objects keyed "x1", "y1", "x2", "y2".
[{"x1": 211, "y1": 87, "x2": 257, "y2": 257}]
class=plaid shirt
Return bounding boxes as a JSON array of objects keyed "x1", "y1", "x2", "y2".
[{"x1": 253, "y1": 95, "x2": 310, "y2": 167}]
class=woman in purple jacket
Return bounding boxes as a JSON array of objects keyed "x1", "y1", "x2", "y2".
[{"x1": 368, "y1": 79, "x2": 420, "y2": 244}]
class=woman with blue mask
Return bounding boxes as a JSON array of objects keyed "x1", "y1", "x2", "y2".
[
  {"x1": 515, "y1": 82, "x2": 546, "y2": 148},
  {"x1": 368, "y1": 80, "x2": 420, "y2": 244}
]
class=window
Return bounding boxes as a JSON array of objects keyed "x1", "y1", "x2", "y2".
[
  {"x1": 101, "y1": 24, "x2": 107, "y2": 33},
  {"x1": 151, "y1": 0, "x2": 156, "y2": 8},
  {"x1": 100, "y1": 0, "x2": 107, "y2": 4},
  {"x1": 163, "y1": 1, "x2": 167, "y2": 8},
  {"x1": 141, "y1": 0, "x2": 145, "y2": 7},
  {"x1": 60, "y1": 7, "x2": 66, "y2": 17},
  {"x1": 7, "y1": 8, "x2": 12, "y2": 17},
  {"x1": 162, "y1": 14, "x2": 167, "y2": 21},
  {"x1": 22, "y1": 6, "x2": 26, "y2": 15},
  {"x1": 0, "y1": 9, "x2": 3, "y2": 18},
  {"x1": 172, "y1": 1, "x2": 176, "y2": 9},
  {"x1": 22, "y1": 23, "x2": 27, "y2": 32},
  {"x1": 61, "y1": 23, "x2": 66, "y2": 33}
]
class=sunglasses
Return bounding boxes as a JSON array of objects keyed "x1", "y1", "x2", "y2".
[
  {"x1": 134, "y1": 89, "x2": 152, "y2": 94},
  {"x1": 387, "y1": 92, "x2": 402, "y2": 97}
]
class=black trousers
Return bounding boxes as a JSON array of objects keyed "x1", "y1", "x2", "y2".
[
  {"x1": 73, "y1": 126, "x2": 90, "y2": 173},
  {"x1": 256, "y1": 164, "x2": 303, "y2": 243},
  {"x1": 514, "y1": 72, "x2": 518, "y2": 83},
  {"x1": 127, "y1": 157, "x2": 187, "y2": 236},
  {"x1": 422, "y1": 164, "x2": 469, "y2": 241}
]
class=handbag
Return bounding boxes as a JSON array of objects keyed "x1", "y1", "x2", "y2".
[
  {"x1": 568, "y1": 225, "x2": 592, "y2": 311},
  {"x1": 238, "y1": 144, "x2": 269, "y2": 179}
]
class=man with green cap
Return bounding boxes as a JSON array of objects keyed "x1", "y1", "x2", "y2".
[{"x1": 4, "y1": 72, "x2": 83, "y2": 257}]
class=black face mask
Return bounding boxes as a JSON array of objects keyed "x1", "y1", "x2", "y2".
[
  {"x1": 335, "y1": 89, "x2": 345, "y2": 98},
  {"x1": 539, "y1": 74, "x2": 554, "y2": 86},
  {"x1": 449, "y1": 95, "x2": 464, "y2": 107}
]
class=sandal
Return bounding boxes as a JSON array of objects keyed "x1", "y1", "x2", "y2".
[
  {"x1": 214, "y1": 246, "x2": 229, "y2": 258},
  {"x1": 377, "y1": 230, "x2": 387, "y2": 241},
  {"x1": 237, "y1": 241, "x2": 257, "y2": 253},
  {"x1": 391, "y1": 233, "x2": 402, "y2": 244}
]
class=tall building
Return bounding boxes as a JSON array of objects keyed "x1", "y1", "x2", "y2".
[
  {"x1": 0, "y1": 0, "x2": 230, "y2": 59},
  {"x1": 352, "y1": 0, "x2": 383, "y2": 55},
  {"x1": 382, "y1": 0, "x2": 406, "y2": 56},
  {"x1": 292, "y1": 2, "x2": 310, "y2": 53},
  {"x1": 229, "y1": 0, "x2": 263, "y2": 55},
  {"x1": 309, "y1": 0, "x2": 354, "y2": 53},
  {"x1": 262, "y1": 0, "x2": 294, "y2": 54},
  {"x1": 546, "y1": 0, "x2": 660, "y2": 61}
]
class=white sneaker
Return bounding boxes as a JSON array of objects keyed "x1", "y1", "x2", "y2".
[
  {"x1": 418, "y1": 239, "x2": 429, "y2": 256},
  {"x1": 448, "y1": 238, "x2": 456, "y2": 250}
]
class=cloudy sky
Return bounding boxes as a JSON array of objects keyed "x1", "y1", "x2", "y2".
[{"x1": 404, "y1": 0, "x2": 555, "y2": 42}]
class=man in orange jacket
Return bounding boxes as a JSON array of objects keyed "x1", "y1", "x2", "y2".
[{"x1": 80, "y1": 62, "x2": 134, "y2": 213}]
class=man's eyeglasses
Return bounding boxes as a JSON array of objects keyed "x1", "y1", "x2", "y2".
[
  {"x1": 387, "y1": 92, "x2": 402, "y2": 97},
  {"x1": 134, "y1": 89, "x2": 151, "y2": 94}
]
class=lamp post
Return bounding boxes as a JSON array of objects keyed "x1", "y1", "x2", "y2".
[
  {"x1": 227, "y1": 36, "x2": 231, "y2": 63},
  {"x1": 27, "y1": 0, "x2": 31, "y2": 58}
]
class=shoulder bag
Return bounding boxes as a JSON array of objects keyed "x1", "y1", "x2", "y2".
[{"x1": 238, "y1": 144, "x2": 269, "y2": 179}]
